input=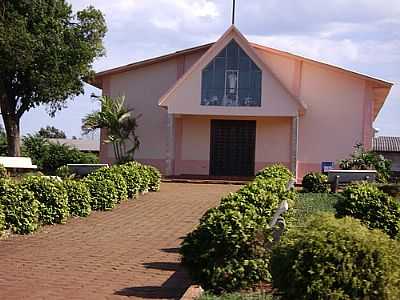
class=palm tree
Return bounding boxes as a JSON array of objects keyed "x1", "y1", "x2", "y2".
[{"x1": 82, "y1": 95, "x2": 141, "y2": 162}]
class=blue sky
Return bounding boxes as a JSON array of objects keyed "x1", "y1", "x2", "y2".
[{"x1": 21, "y1": 0, "x2": 400, "y2": 138}]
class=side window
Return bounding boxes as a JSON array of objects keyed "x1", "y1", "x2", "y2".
[{"x1": 201, "y1": 40, "x2": 261, "y2": 107}]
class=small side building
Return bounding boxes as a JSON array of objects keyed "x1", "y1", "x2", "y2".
[
  {"x1": 373, "y1": 136, "x2": 400, "y2": 176},
  {"x1": 47, "y1": 138, "x2": 100, "y2": 155}
]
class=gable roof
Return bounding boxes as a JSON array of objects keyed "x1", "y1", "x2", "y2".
[
  {"x1": 47, "y1": 138, "x2": 100, "y2": 152},
  {"x1": 373, "y1": 136, "x2": 400, "y2": 152},
  {"x1": 91, "y1": 43, "x2": 212, "y2": 89},
  {"x1": 91, "y1": 27, "x2": 393, "y2": 118},
  {"x1": 158, "y1": 25, "x2": 307, "y2": 112}
]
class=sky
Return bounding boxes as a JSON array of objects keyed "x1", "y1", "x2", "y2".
[{"x1": 20, "y1": 0, "x2": 400, "y2": 138}]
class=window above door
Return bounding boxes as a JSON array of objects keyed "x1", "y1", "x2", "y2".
[{"x1": 201, "y1": 40, "x2": 262, "y2": 107}]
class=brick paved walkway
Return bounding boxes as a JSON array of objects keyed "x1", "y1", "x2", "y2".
[{"x1": 0, "y1": 183, "x2": 239, "y2": 300}]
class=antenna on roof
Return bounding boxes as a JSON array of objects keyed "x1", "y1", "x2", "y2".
[{"x1": 232, "y1": 0, "x2": 236, "y2": 25}]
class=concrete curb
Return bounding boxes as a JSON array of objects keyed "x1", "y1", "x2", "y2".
[{"x1": 180, "y1": 285, "x2": 204, "y2": 300}]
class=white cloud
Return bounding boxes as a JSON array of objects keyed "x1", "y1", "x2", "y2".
[{"x1": 23, "y1": 0, "x2": 400, "y2": 137}]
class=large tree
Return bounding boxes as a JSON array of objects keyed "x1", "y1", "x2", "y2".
[
  {"x1": 38, "y1": 126, "x2": 66, "y2": 139},
  {"x1": 0, "y1": 0, "x2": 107, "y2": 156}
]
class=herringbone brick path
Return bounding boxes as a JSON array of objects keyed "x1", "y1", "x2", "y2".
[{"x1": 0, "y1": 183, "x2": 238, "y2": 300}]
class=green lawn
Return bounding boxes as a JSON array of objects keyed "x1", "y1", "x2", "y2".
[{"x1": 292, "y1": 192, "x2": 341, "y2": 225}]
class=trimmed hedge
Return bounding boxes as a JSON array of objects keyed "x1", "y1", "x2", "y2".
[
  {"x1": 271, "y1": 213, "x2": 400, "y2": 299},
  {"x1": 145, "y1": 165, "x2": 162, "y2": 192},
  {"x1": 336, "y1": 182, "x2": 400, "y2": 239},
  {"x1": 63, "y1": 179, "x2": 92, "y2": 217},
  {"x1": 84, "y1": 167, "x2": 127, "y2": 209},
  {"x1": 117, "y1": 161, "x2": 162, "y2": 198},
  {"x1": 0, "y1": 200, "x2": 4, "y2": 233},
  {"x1": 301, "y1": 172, "x2": 329, "y2": 193},
  {"x1": 0, "y1": 161, "x2": 161, "y2": 235},
  {"x1": 181, "y1": 165, "x2": 295, "y2": 292},
  {"x1": 21, "y1": 176, "x2": 69, "y2": 225},
  {"x1": 0, "y1": 179, "x2": 40, "y2": 234}
]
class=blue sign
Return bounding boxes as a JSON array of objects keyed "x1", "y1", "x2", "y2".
[{"x1": 321, "y1": 161, "x2": 334, "y2": 173}]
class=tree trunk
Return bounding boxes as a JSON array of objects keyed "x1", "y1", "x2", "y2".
[
  {"x1": 0, "y1": 93, "x2": 21, "y2": 157},
  {"x1": 3, "y1": 114, "x2": 21, "y2": 157}
]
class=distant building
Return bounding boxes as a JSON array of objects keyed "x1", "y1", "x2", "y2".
[
  {"x1": 373, "y1": 136, "x2": 400, "y2": 174},
  {"x1": 48, "y1": 138, "x2": 100, "y2": 154}
]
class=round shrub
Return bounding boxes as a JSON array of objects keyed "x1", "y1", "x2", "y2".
[
  {"x1": 84, "y1": 177, "x2": 118, "y2": 211},
  {"x1": 0, "y1": 179, "x2": 40, "y2": 234},
  {"x1": 181, "y1": 205, "x2": 272, "y2": 292},
  {"x1": 271, "y1": 214, "x2": 400, "y2": 300},
  {"x1": 86, "y1": 167, "x2": 128, "y2": 203},
  {"x1": 144, "y1": 165, "x2": 161, "y2": 192},
  {"x1": 21, "y1": 176, "x2": 69, "y2": 225},
  {"x1": 336, "y1": 182, "x2": 400, "y2": 239},
  {"x1": 56, "y1": 165, "x2": 73, "y2": 179},
  {"x1": 256, "y1": 164, "x2": 293, "y2": 182},
  {"x1": 0, "y1": 201, "x2": 4, "y2": 233},
  {"x1": 63, "y1": 179, "x2": 91, "y2": 217},
  {"x1": 302, "y1": 172, "x2": 329, "y2": 193},
  {"x1": 181, "y1": 165, "x2": 295, "y2": 293},
  {"x1": 118, "y1": 162, "x2": 143, "y2": 198},
  {"x1": 0, "y1": 163, "x2": 8, "y2": 178}
]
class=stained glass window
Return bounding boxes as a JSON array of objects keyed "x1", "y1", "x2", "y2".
[{"x1": 201, "y1": 40, "x2": 262, "y2": 107}]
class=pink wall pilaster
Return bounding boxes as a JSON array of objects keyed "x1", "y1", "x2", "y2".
[
  {"x1": 99, "y1": 77, "x2": 110, "y2": 164},
  {"x1": 174, "y1": 116, "x2": 183, "y2": 175},
  {"x1": 362, "y1": 83, "x2": 374, "y2": 150}
]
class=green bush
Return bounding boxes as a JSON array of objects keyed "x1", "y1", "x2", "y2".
[
  {"x1": 376, "y1": 183, "x2": 400, "y2": 198},
  {"x1": 63, "y1": 179, "x2": 91, "y2": 217},
  {"x1": 87, "y1": 166, "x2": 128, "y2": 202},
  {"x1": 181, "y1": 164, "x2": 295, "y2": 292},
  {"x1": 335, "y1": 182, "x2": 400, "y2": 239},
  {"x1": 339, "y1": 143, "x2": 391, "y2": 183},
  {"x1": 0, "y1": 163, "x2": 8, "y2": 178},
  {"x1": 0, "y1": 179, "x2": 40, "y2": 234},
  {"x1": 55, "y1": 165, "x2": 73, "y2": 179},
  {"x1": 256, "y1": 164, "x2": 293, "y2": 182},
  {"x1": 84, "y1": 177, "x2": 118, "y2": 211},
  {"x1": 21, "y1": 176, "x2": 69, "y2": 225},
  {"x1": 0, "y1": 201, "x2": 4, "y2": 233},
  {"x1": 145, "y1": 165, "x2": 161, "y2": 192},
  {"x1": 84, "y1": 167, "x2": 124, "y2": 210},
  {"x1": 271, "y1": 214, "x2": 400, "y2": 300},
  {"x1": 23, "y1": 134, "x2": 99, "y2": 174},
  {"x1": 301, "y1": 172, "x2": 329, "y2": 193},
  {"x1": 118, "y1": 162, "x2": 143, "y2": 198}
]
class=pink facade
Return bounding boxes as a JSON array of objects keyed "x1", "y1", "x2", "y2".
[{"x1": 92, "y1": 26, "x2": 392, "y2": 181}]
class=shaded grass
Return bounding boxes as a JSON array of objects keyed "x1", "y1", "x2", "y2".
[
  {"x1": 198, "y1": 292, "x2": 277, "y2": 300},
  {"x1": 293, "y1": 192, "x2": 342, "y2": 225}
]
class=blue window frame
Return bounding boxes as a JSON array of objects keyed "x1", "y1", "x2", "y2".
[{"x1": 201, "y1": 40, "x2": 262, "y2": 107}]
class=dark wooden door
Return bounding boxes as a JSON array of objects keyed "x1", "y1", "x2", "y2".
[{"x1": 210, "y1": 120, "x2": 256, "y2": 176}]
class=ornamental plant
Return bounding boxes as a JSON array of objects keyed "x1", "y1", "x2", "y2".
[
  {"x1": 84, "y1": 177, "x2": 119, "y2": 211},
  {"x1": 0, "y1": 179, "x2": 40, "y2": 234},
  {"x1": 63, "y1": 179, "x2": 91, "y2": 217},
  {"x1": 301, "y1": 172, "x2": 329, "y2": 193},
  {"x1": 21, "y1": 176, "x2": 69, "y2": 225},
  {"x1": 118, "y1": 161, "x2": 143, "y2": 198},
  {"x1": 336, "y1": 182, "x2": 400, "y2": 239},
  {"x1": 339, "y1": 143, "x2": 391, "y2": 182},
  {"x1": 271, "y1": 213, "x2": 400, "y2": 300},
  {"x1": 86, "y1": 166, "x2": 128, "y2": 203},
  {"x1": 181, "y1": 165, "x2": 295, "y2": 292},
  {"x1": 0, "y1": 201, "x2": 4, "y2": 233}
]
